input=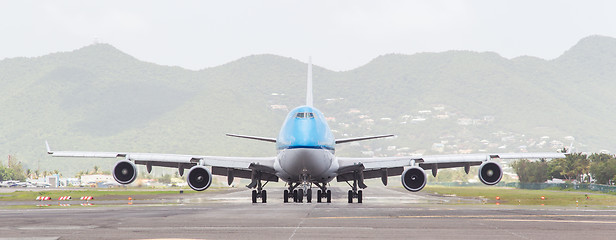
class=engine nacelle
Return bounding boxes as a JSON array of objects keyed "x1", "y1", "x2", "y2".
[
  {"x1": 186, "y1": 166, "x2": 212, "y2": 191},
  {"x1": 112, "y1": 160, "x2": 137, "y2": 184},
  {"x1": 401, "y1": 167, "x2": 427, "y2": 192},
  {"x1": 478, "y1": 161, "x2": 502, "y2": 185}
]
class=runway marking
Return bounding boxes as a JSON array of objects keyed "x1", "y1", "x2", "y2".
[
  {"x1": 18, "y1": 225, "x2": 98, "y2": 230},
  {"x1": 0, "y1": 238, "x2": 59, "y2": 240},
  {"x1": 311, "y1": 214, "x2": 616, "y2": 220},
  {"x1": 118, "y1": 226, "x2": 373, "y2": 231},
  {"x1": 487, "y1": 219, "x2": 616, "y2": 224},
  {"x1": 289, "y1": 218, "x2": 306, "y2": 240},
  {"x1": 289, "y1": 202, "x2": 317, "y2": 240}
]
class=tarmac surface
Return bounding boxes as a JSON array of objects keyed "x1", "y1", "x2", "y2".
[{"x1": 2, "y1": 185, "x2": 616, "y2": 240}]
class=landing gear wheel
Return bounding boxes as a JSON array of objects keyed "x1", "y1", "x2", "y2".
[
  {"x1": 317, "y1": 190, "x2": 322, "y2": 203},
  {"x1": 293, "y1": 189, "x2": 298, "y2": 202},
  {"x1": 306, "y1": 189, "x2": 312, "y2": 203},
  {"x1": 262, "y1": 190, "x2": 267, "y2": 203},
  {"x1": 297, "y1": 190, "x2": 304, "y2": 203},
  {"x1": 283, "y1": 190, "x2": 289, "y2": 203},
  {"x1": 348, "y1": 190, "x2": 353, "y2": 203},
  {"x1": 252, "y1": 190, "x2": 257, "y2": 203},
  {"x1": 357, "y1": 190, "x2": 363, "y2": 204},
  {"x1": 326, "y1": 190, "x2": 331, "y2": 203}
]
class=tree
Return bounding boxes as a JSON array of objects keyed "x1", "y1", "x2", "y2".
[
  {"x1": 549, "y1": 153, "x2": 587, "y2": 182},
  {"x1": 0, "y1": 160, "x2": 26, "y2": 181},
  {"x1": 512, "y1": 159, "x2": 550, "y2": 183},
  {"x1": 547, "y1": 159, "x2": 564, "y2": 179},
  {"x1": 75, "y1": 170, "x2": 86, "y2": 178},
  {"x1": 158, "y1": 174, "x2": 172, "y2": 184},
  {"x1": 589, "y1": 153, "x2": 616, "y2": 184}
]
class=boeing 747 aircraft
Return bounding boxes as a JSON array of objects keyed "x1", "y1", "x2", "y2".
[{"x1": 46, "y1": 60, "x2": 566, "y2": 203}]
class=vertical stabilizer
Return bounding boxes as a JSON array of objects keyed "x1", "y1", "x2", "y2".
[{"x1": 306, "y1": 57, "x2": 313, "y2": 107}]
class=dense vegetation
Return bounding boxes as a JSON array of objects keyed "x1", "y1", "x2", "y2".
[
  {"x1": 512, "y1": 152, "x2": 616, "y2": 184},
  {"x1": 1, "y1": 35, "x2": 616, "y2": 176},
  {"x1": 0, "y1": 159, "x2": 26, "y2": 181}
]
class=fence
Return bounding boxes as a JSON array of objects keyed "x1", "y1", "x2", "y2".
[{"x1": 432, "y1": 182, "x2": 616, "y2": 193}]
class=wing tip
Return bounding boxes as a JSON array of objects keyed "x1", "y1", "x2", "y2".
[{"x1": 45, "y1": 140, "x2": 53, "y2": 154}]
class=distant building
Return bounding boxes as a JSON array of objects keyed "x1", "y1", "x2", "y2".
[
  {"x1": 46, "y1": 174, "x2": 59, "y2": 188},
  {"x1": 457, "y1": 118, "x2": 473, "y2": 126},
  {"x1": 411, "y1": 118, "x2": 426, "y2": 123},
  {"x1": 431, "y1": 143, "x2": 445, "y2": 153},
  {"x1": 62, "y1": 178, "x2": 80, "y2": 187},
  {"x1": 432, "y1": 105, "x2": 445, "y2": 111},
  {"x1": 361, "y1": 151, "x2": 374, "y2": 157},
  {"x1": 269, "y1": 105, "x2": 288, "y2": 111},
  {"x1": 483, "y1": 115, "x2": 495, "y2": 122},
  {"x1": 363, "y1": 119, "x2": 374, "y2": 124},
  {"x1": 80, "y1": 174, "x2": 114, "y2": 185}
]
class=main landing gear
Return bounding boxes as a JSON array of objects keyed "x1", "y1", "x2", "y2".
[
  {"x1": 249, "y1": 174, "x2": 268, "y2": 203},
  {"x1": 347, "y1": 189, "x2": 362, "y2": 203},
  {"x1": 315, "y1": 182, "x2": 332, "y2": 203},
  {"x1": 252, "y1": 189, "x2": 267, "y2": 203},
  {"x1": 346, "y1": 176, "x2": 365, "y2": 203}
]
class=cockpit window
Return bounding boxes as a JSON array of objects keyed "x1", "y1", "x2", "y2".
[{"x1": 296, "y1": 112, "x2": 315, "y2": 119}]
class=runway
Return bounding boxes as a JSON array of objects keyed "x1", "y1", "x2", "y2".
[{"x1": 1, "y1": 186, "x2": 616, "y2": 240}]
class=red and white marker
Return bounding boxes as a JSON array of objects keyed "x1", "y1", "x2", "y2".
[
  {"x1": 36, "y1": 196, "x2": 51, "y2": 201},
  {"x1": 58, "y1": 196, "x2": 72, "y2": 201}
]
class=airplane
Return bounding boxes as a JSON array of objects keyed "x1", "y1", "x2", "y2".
[
  {"x1": 0, "y1": 181, "x2": 18, "y2": 187},
  {"x1": 46, "y1": 59, "x2": 567, "y2": 203}
]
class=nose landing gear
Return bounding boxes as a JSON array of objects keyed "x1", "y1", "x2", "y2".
[{"x1": 283, "y1": 182, "x2": 331, "y2": 203}]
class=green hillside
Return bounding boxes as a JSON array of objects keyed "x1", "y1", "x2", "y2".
[{"x1": 1, "y1": 35, "x2": 616, "y2": 176}]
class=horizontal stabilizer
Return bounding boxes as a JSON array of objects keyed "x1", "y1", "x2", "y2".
[
  {"x1": 335, "y1": 134, "x2": 395, "y2": 144},
  {"x1": 225, "y1": 133, "x2": 277, "y2": 143}
]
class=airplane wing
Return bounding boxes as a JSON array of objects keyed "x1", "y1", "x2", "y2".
[
  {"x1": 336, "y1": 152, "x2": 566, "y2": 186},
  {"x1": 45, "y1": 141, "x2": 277, "y2": 182},
  {"x1": 335, "y1": 134, "x2": 395, "y2": 144},
  {"x1": 225, "y1": 133, "x2": 277, "y2": 143}
]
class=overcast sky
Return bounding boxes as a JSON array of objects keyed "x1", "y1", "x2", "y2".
[{"x1": 1, "y1": 0, "x2": 615, "y2": 71}]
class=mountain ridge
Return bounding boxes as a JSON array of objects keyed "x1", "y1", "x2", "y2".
[{"x1": 1, "y1": 35, "x2": 616, "y2": 175}]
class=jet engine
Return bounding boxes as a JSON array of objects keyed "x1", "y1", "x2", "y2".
[
  {"x1": 478, "y1": 162, "x2": 502, "y2": 185},
  {"x1": 401, "y1": 167, "x2": 427, "y2": 192},
  {"x1": 186, "y1": 166, "x2": 212, "y2": 191},
  {"x1": 113, "y1": 160, "x2": 137, "y2": 184}
]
